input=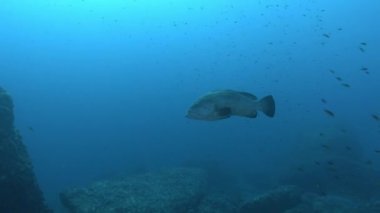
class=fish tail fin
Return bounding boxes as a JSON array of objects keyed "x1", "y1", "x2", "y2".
[{"x1": 258, "y1": 95, "x2": 275, "y2": 117}]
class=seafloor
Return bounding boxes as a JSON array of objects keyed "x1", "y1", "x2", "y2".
[{"x1": 60, "y1": 166, "x2": 380, "y2": 213}]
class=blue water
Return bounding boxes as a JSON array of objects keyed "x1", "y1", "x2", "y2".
[{"x1": 1, "y1": 0, "x2": 379, "y2": 211}]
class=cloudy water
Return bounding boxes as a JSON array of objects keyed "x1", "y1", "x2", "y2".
[{"x1": 0, "y1": 0, "x2": 379, "y2": 212}]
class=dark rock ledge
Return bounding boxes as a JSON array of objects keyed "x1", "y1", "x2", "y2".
[{"x1": 0, "y1": 86, "x2": 51, "y2": 212}]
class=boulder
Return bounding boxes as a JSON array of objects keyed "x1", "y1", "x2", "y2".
[
  {"x1": 240, "y1": 185, "x2": 302, "y2": 213},
  {"x1": 194, "y1": 192, "x2": 241, "y2": 213},
  {"x1": 61, "y1": 168, "x2": 207, "y2": 213},
  {"x1": 285, "y1": 193, "x2": 357, "y2": 213}
]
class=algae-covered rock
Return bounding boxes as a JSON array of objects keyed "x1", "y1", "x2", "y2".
[
  {"x1": 285, "y1": 193, "x2": 357, "y2": 213},
  {"x1": 0, "y1": 86, "x2": 51, "y2": 212},
  {"x1": 240, "y1": 185, "x2": 302, "y2": 213},
  {"x1": 357, "y1": 200, "x2": 380, "y2": 213},
  {"x1": 61, "y1": 168, "x2": 208, "y2": 213},
  {"x1": 194, "y1": 192, "x2": 241, "y2": 213},
  {"x1": 0, "y1": 88, "x2": 14, "y2": 137}
]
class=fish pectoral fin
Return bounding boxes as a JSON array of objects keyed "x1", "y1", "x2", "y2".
[{"x1": 216, "y1": 107, "x2": 231, "y2": 116}]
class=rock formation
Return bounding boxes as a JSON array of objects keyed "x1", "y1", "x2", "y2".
[
  {"x1": 0, "y1": 87, "x2": 50, "y2": 212},
  {"x1": 61, "y1": 168, "x2": 208, "y2": 213}
]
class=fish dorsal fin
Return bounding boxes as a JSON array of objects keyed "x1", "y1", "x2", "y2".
[
  {"x1": 216, "y1": 107, "x2": 231, "y2": 116},
  {"x1": 238, "y1": 92, "x2": 257, "y2": 100}
]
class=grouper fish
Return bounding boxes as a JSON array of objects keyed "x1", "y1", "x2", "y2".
[{"x1": 186, "y1": 90, "x2": 275, "y2": 121}]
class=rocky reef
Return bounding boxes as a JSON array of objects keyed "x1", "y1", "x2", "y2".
[
  {"x1": 0, "y1": 87, "x2": 50, "y2": 212},
  {"x1": 61, "y1": 166, "x2": 380, "y2": 213},
  {"x1": 240, "y1": 185, "x2": 302, "y2": 213},
  {"x1": 239, "y1": 185, "x2": 380, "y2": 213},
  {"x1": 61, "y1": 168, "x2": 208, "y2": 213}
]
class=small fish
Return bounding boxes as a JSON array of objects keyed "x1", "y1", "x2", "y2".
[
  {"x1": 335, "y1": 77, "x2": 343, "y2": 81},
  {"x1": 323, "y1": 109, "x2": 335, "y2": 117},
  {"x1": 327, "y1": 160, "x2": 334, "y2": 166},
  {"x1": 345, "y1": 146, "x2": 352, "y2": 151},
  {"x1": 297, "y1": 167, "x2": 304, "y2": 172},
  {"x1": 319, "y1": 132, "x2": 325, "y2": 137},
  {"x1": 321, "y1": 144, "x2": 330, "y2": 149},
  {"x1": 361, "y1": 67, "x2": 370, "y2": 74},
  {"x1": 329, "y1": 69, "x2": 336, "y2": 74},
  {"x1": 341, "y1": 83, "x2": 351, "y2": 88},
  {"x1": 365, "y1": 160, "x2": 373, "y2": 165},
  {"x1": 315, "y1": 161, "x2": 321, "y2": 166},
  {"x1": 323, "y1": 33, "x2": 330, "y2": 38},
  {"x1": 28, "y1": 126, "x2": 34, "y2": 132},
  {"x1": 371, "y1": 114, "x2": 380, "y2": 121},
  {"x1": 359, "y1": 47, "x2": 365, "y2": 52},
  {"x1": 321, "y1": 98, "x2": 327, "y2": 104},
  {"x1": 375, "y1": 150, "x2": 380, "y2": 153},
  {"x1": 360, "y1": 42, "x2": 367, "y2": 46}
]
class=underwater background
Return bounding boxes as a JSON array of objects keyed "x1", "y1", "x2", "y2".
[{"x1": 0, "y1": 0, "x2": 379, "y2": 212}]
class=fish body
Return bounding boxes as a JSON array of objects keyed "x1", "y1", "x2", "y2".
[
  {"x1": 371, "y1": 114, "x2": 380, "y2": 121},
  {"x1": 323, "y1": 109, "x2": 335, "y2": 117},
  {"x1": 186, "y1": 90, "x2": 275, "y2": 121}
]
